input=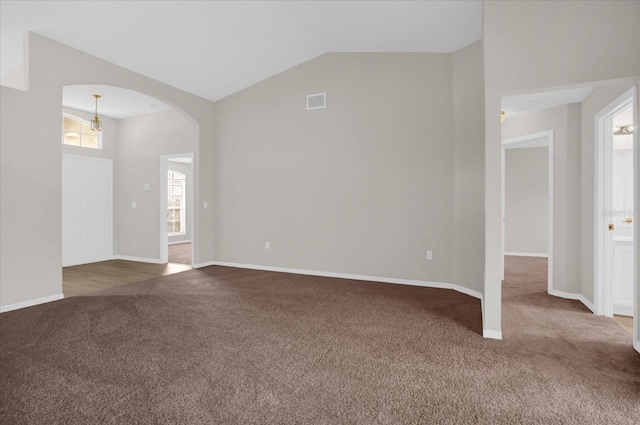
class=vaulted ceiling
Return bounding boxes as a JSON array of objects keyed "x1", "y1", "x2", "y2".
[{"x1": 0, "y1": 1, "x2": 482, "y2": 101}]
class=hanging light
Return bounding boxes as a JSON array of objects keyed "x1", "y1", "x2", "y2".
[
  {"x1": 500, "y1": 110, "x2": 506, "y2": 122},
  {"x1": 91, "y1": 94, "x2": 102, "y2": 132}
]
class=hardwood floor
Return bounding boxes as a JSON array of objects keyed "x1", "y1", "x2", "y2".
[
  {"x1": 613, "y1": 315, "x2": 634, "y2": 336},
  {"x1": 63, "y1": 260, "x2": 192, "y2": 297}
]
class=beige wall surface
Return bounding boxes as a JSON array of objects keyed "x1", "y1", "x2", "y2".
[
  {"x1": 1, "y1": 33, "x2": 214, "y2": 308},
  {"x1": 215, "y1": 52, "x2": 460, "y2": 285},
  {"x1": 118, "y1": 109, "x2": 198, "y2": 260},
  {"x1": 504, "y1": 147, "x2": 548, "y2": 255},
  {"x1": 168, "y1": 161, "x2": 193, "y2": 244},
  {"x1": 451, "y1": 41, "x2": 485, "y2": 294},
  {"x1": 483, "y1": 0, "x2": 640, "y2": 335}
]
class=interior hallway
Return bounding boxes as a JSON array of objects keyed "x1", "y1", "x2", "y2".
[{"x1": 503, "y1": 255, "x2": 634, "y2": 338}]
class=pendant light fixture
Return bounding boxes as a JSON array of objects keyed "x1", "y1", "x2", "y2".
[
  {"x1": 91, "y1": 94, "x2": 102, "y2": 132},
  {"x1": 613, "y1": 125, "x2": 634, "y2": 136}
]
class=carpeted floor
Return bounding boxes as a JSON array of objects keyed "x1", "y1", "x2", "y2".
[
  {"x1": 1, "y1": 256, "x2": 638, "y2": 424},
  {"x1": 168, "y1": 242, "x2": 191, "y2": 265}
]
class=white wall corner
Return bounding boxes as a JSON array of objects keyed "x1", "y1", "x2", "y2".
[
  {"x1": 482, "y1": 329, "x2": 503, "y2": 340},
  {"x1": 0, "y1": 293, "x2": 64, "y2": 313}
]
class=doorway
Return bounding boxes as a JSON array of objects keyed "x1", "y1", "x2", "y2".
[
  {"x1": 501, "y1": 131, "x2": 554, "y2": 293},
  {"x1": 594, "y1": 86, "x2": 638, "y2": 349},
  {"x1": 160, "y1": 153, "x2": 194, "y2": 265}
]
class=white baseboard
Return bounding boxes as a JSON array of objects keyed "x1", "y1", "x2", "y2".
[
  {"x1": 168, "y1": 240, "x2": 191, "y2": 246},
  {"x1": 548, "y1": 289, "x2": 595, "y2": 313},
  {"x1": 192, "y1": 260, "x2": 216, "y2": 268},
  {"x1": 613, "y1": 305, "x2": 634, "y2": 317},
  {"x1": 634, "y1": 339, "x2": 640, "y2": 354},
  {"x1": 112, "y1": 255, "x2": 163, "y2": 264},
  {"x1": 0, "y1": 293, "x2": 65, "y2": 313},
  {"x1": 483, "y1": 329, "x2": 502, "y2": 340},
  {"x1": 200, "y1": 260, "x2": 484, "y2": 300},
  {"x1": 504, "y1": 252, "x2": 548, "y2": 258}
]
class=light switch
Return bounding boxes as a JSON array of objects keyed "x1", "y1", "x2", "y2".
[
  {"x1": 132, "y1": 201, "x2": 137, "y2": 209},
  {"x1": 204, "y1": 201, "x2": 208, "y2": 209},
  {"x1": 143, "y1": 183, "x2": 150, "y2": 191}
]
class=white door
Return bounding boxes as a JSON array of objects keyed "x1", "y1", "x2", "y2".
[
  {"x1": 610, "y1": 134, "x2": 634, "y2": 316},
  {"x1": 62, "y1": 155, "x2": 113, "y2": 266},
  {"x1": 604, "y1": 109, "x2": 635, "y2": 317}
]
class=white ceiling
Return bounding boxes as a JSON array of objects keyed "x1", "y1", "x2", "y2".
[
  {"x1": 63, "y1": 85, "x2": 170, "y2": 119},
  {"x1": 501, "y1": 87, "x2": 595, "y2": 119},
  {"x1": 0, "y1": 1, "x2": 483, "y2": 102}
]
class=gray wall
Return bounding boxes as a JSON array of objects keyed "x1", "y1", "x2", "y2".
[
  {"x1": 483, "y1": 0, "x2": 640, "y2": 334},
  {"x1": 451, "y1": 41, "x2": 485, "y2": 294},
  {"x1": 215, "y1": 52, "x2": 459, "y2": 285},
  {"x1": 1, "y1": 33, "x2": 214, "y2": 308},
  {"x1": 118, "y1": 109, "x2": 198, "y2": 260},
  {"x1": 168, "y1": 161, "x2": 192, "y2": 244},
  {"x1": 504, "y1": 147, "x2": 548, "y2": 255}
]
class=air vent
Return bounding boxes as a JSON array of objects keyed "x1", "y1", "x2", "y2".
[{"x1": 306, "y1": 92, "x2": 326, "y2": 110}]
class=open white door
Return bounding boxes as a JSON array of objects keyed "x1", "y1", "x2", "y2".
[{"x1": 594, "y1": 86, "x2": 638, "y2": 354}]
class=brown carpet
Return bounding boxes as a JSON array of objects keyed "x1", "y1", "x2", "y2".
[
  {"x1": 168, "y1": 242, "x2": 191, "y2": 265},
  {"x1": 1, "y1": 256, "x2": 638, "y2": 424}
]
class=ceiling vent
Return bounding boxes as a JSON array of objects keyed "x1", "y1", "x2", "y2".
[{"x1": 306, "y1": 93, "x2": 326, "y2": 110}]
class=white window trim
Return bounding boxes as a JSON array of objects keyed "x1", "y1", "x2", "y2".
[{"x1": 62, "y1": 113, "x2": 103, "y2": 149}]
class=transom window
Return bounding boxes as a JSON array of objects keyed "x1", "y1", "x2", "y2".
[
  {"x1": 62, "y1": 114, "x2": 102, "y2": 149},
  {"x1": 168, "y1": 170, "x2": 186, "y2": 235}
]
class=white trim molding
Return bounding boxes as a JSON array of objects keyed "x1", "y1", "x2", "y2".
[
  {"x1": 548, "y1": 289, "x2": 595, "y2": 313},
  {"x1": 168, "y1": 240, "x2": 191, "y2": 246},
  {"x1": 112, "y1": 255, "x2": 163, "y2": 264},
  {"x1": 204, "y1": 260, "x2": 484, "y2": 300},
  {"x1": 504, "y1": 252, "x2": 549, "y2": 258},
  {"x1": 0, "y1": 293, "x2": 65, "y2": 313},
  {"x1": 483, "y1": 329, "x2": 503, "y2": 340},
  {"x1": 197, "y1": 261, "x2": 500, "y2": 337},
  {"x1": 192, "y1": 260, "x2": 217, "y2": 268}
]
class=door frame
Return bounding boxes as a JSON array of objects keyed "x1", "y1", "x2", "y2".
[
  {"x1": 593, "y1": 85, "x2": 638, "y2": 352},
  {"x1": 62, "y1": 154, "x2": 114, "y2": 266},
  {"x1": 501, "y1": 131, "x2": 554, "y2": 294},
  {"x1": 160, "y1": 153, "x2": 195, "y2": 265}
]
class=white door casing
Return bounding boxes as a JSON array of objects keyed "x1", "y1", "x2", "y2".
[
  {"x1": 160, "y1": 153, "x2": 195, "y2": 265},
  {"x1": 501, "y1": 131, "x2": 554, "y2": 293}
]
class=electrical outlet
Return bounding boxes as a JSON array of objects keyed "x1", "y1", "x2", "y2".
[
  {"x1": 265, "y1": 242, "x2": 270, "y2": 250},
  {"x1": 426, "y1": 250, "x2": 433, "y2": 260},
  {"x1": 132, "y1": 201, "x2": 137, "y2": 209}
]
